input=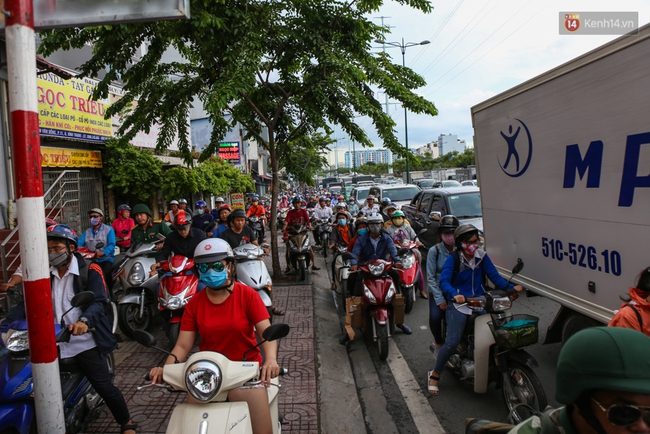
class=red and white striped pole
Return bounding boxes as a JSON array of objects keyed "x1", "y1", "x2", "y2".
[{"x1": 5, "y1": 1, "x2": 65, "y2": 432}]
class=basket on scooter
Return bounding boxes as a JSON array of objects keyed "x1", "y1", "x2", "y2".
[{"x1": 488, "y1": 314, "x2": 539, "y2": 350}]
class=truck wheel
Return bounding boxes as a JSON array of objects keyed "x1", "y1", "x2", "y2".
[{"x1": 562, "y1": 313, "x2": 601, "y2": 345}]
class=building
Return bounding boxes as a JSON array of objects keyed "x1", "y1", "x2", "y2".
[
  {"x1": 415, "y1": 141, "x2": 440, "y2": 158},
  {"x1": 438, "y1": 133, "x2": 467, "y2": 156},
  {"x1": 344, "y1": 149, "x2": 392, "y2": 168}
]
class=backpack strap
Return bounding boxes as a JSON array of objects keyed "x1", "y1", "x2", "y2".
[
  {"x1": 451, "y1": 250, "x2": 461, "y2": 286},
  {"x1": 625, "y1": 303, "x2": 643, "y2": 329}
]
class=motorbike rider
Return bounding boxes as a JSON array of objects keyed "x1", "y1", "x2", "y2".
[
  {"x1": 306, "y1": 195, "x2": 318, "y2": 209},
  {"x1": 79, "y1": 208, "x2": 116, "y2": 290},
  {"x1": 348, "y1": 197, "x2": 360, "y2": 216},
  {"x1": 348, "y1": 213, "x2": 412, "y2": 336},
  {"x1": 149, "y1": 238, "x2": 280, "y2": 434},
  {"x1": 361, "y1": 194, "x2": 380, "y2": 215},
  {"x1": 282, "y1": 196, "x2": 320, "y2": 273},
  {"x1": 178, "y1": 198, "x2": 189, "y2": 212},
  {"x1": 429, "y1": 224, "x2": 523, "y2": 396},
  {"x1": 152, "y1": 210, "x2": 207, "y2": 271},
  {"x1": 220, "y1": 209, "x2": 258, "y2": 249},
  {"x1": 313, "y1": 196, "x2": 333, "y2": 245},
  {"x1": 6, "y1": 225, "x2": 136, "y2": 434},
  {"x1": 380, "y1": 201, "x2": 395, "y2": 223},
  {"x1": 279, "y1": 195, "x2": 290, "y2": 209},
  {"x1": 425, "y1": 215, "x2": 459, "y2": 389},
  {"x1": 508, "y1": 327, "x2": 650, "y2": 434},
  {"x1": 130, "y1": 203, "x2": 172, "y2": 250},
  {"x1": 246, "y1": 196, "x2": 267, "y2": 241},
  {"x1": 112, "y1": 204, "x2": 134, "y2": 252},
  {"x1": 191, "y1": 199, "x2": 215, "y2": 235},
  {"x1": 609, "y1": 267, "x2": 650, "y2": 336},
  {"x1": 328, "y1": 210, "x2": 354, "y2": 290},
  {"x1": 347, "y1": 217, "x2": 368, "y2": 251},
  {"x1": 163, "y1": 199, "x2": 181, "y2": 225},
  {"x1": 215, "y1": 197, "x2": 226, "y2": 208},
  {"x1": 385, "y1": 210, "x2": 426, "y2": 300},
  {"x1": 211, "y1": 204, "x2": 232, "y2": 239}
]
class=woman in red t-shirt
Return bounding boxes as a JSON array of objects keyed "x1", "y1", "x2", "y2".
[
  {"x1": 149, "y1": 239, "x2": 280, "y2": 434},
  {"x1": 281, "y1": 197, "x2": 320, "y2": 273}
]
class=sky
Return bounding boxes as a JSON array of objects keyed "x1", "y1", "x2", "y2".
[{"x1": 328, "y1": 0, "x2": 650, "y2": 166}]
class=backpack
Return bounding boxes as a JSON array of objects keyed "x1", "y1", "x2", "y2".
[
  {"x1": 624, "y1": 303, "x2": 643, "y2": 329},
  {"x1": 465, "y1": 406, "x2": 560, "y2": 434}
]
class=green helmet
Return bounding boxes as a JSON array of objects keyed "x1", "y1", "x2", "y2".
[
  {"x1": 132, "y1": 203, "x2": 152, "y2": 217},
  {"x1": 391, "y1": 210, "x2": 405, "y2": 218},
  {"x1": 556, "y1": 327, "x2": 650, "y2": 404}
]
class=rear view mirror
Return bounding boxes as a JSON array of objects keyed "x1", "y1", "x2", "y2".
[
  {"x1": 262, "y1": 323, "x2": 290, "y2": 342},
  {"x1": 95, "y1": 242, "x2": 105, "y2": 249},
  {"x1": 133, "y1": 330, "x2": 157, "y2": 347},
  {"x1": 512, "y1": 259, "x2": 524, "y2": 275},
  {"x1": 429, "y1": 212, "x2": 442, "y2": 221},
  {"x1": 70, "y1": 291, "x2": 94, "y2": 308}
]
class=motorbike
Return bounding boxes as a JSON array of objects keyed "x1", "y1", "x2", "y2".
[
  {"x1": 332, "y1": 244, "x2": 352, "y2": 299},
  {"x1": 315, "y1": 218, "x2": 332, "y2": 258},
  {"x1": 0, "y1": 291, "x2": 115, "y2": 434},
  {"x1": 351, "y1": 257, "x2": 398, "y2": 361},
  {"x1": 277, "y1": 208, "x2": 289, "y2": 231},
  {"x1": 117, "y1": 237, "x2": 164, "y2": 339},
  {"x1": 157, "y1": 255, "x2": 199, "y2": 350},
  {"x1": 287, "y1": 224, "x2": 312, "y2": 282},
  {"x1": 394, "y1": 240, "x2": 421, "y2": 314},
  {"x1": 133, "y1": 323, "x2": 290, "y2": 434},
  {"x1": 444, "y1": 259, "x2": 547, "y2": 422},
  {"x1": 233, "y1": 243, "x2": 273, "y2": 318},
  {"x1": 248, "y1": 216, "x2": 265, "y2": 244}
]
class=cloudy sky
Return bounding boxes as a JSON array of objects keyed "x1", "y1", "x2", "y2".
[{"x1": 328, "y1": 0, "x2": 650, "y2": 165}]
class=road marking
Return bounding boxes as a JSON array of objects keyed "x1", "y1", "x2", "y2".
[{"x1": 387, "y1": 339, "x2": 446, "y2": 434}]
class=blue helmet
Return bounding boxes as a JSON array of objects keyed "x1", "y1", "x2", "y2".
[
  {"x1": 195, "y1": 200, "x2": 207, "y2": 209},
  {"x1": 46, "y1": 224, "x2": 78, "y2": 247}
]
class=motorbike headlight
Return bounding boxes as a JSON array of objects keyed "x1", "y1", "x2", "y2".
[
  {"x1": 185, "y1": 360, "x2": 222, "y2": 402},
  {"x1": 363, "y1": 285, "x2": 377, "y2": 303},
  {"x1": 289, "y1": 240, "x2": 299, "y2": 252},
  {"x1": 368, "y1": 262, "x2": 385, "y2": 276},
  {"x1": 301, "y1": 237, "x2": 310, "y2": 249},
  {"x1": 128, "y1": 262, "x2": 145, "y2": 286},
  {"x1": 5, "y1": 329, "x2": 29, "y2": 352},
  {"x1": 401, "y1": 253, "x2": 415, "y2": 269},
  {"x1": 161, "y1": 286, "x2": 193, "y2": 310},
  {"x1": 491, "y1": 296, "x2": 512, "y2": 311}
]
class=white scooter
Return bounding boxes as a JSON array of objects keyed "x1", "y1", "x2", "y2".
[
  {"x1": 332, "y1": 245, "x2": 352, "y2": 298},
  {"x1": 233, "y1": 243, "x2": 273, "y2": 317},
  {"x1": 134, "y1": 323, "x2": 289, "y2": 434}
]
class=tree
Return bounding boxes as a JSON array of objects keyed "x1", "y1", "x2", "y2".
[
  {"x1": 281, "y1": 132, "x2": 332, "y2": 186},
  {"x1": 103, "y1": 138, "x2": 163, "y2": 201},
  {"x1": 39, "y1": 0, "x2": 438, "y2": 278}
]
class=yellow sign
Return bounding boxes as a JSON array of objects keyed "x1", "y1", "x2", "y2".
[
  {"x1": 37, "y1": 73, "x2": 112, "y2": 143},
  {"x1": 41, "y1": 147, "x2": 103, "y2": 168},
  {"x1": 230, "y1": 193, "x2": 245, "y2": 210}
]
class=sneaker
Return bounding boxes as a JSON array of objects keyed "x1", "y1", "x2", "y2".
[{"x1": 312, "y1": 266, "x2": 321, "y2": 271}]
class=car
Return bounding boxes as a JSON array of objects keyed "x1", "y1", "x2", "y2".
[
  {"x1": 349, "y1": 186, "x2": 373, "y2": 207},
  {"x1": 414, "y1": 178, "x2": 436, "y2": 189},
  {"x1": 433, "y1": 180, "x2": 462, "y2": 189},
  {"x1": 367, "y1": 184, "x2": 422, "y2": 208},
  {"x1": 461, "y1": 180, "x2": 478, "y2": 187}
]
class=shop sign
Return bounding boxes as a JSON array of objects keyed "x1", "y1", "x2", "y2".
[
  {"x1": 230, "y1": 193, "x2": 245, "y2": 210},
  {"x1": 41, "y1": 146, "x2": 103, "y2": 168},
  {"x1": 38, "y1": 73, "x2": 112, "y2": 143},
  {"x1": 218, "y1": 141, "x2": 240, "y2": 164}
]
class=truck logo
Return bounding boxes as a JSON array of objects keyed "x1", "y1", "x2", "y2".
[{"x1": 498, "y1": 119, "x2": 533, "y2": 177}]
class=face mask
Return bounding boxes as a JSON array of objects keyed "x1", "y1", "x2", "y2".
[
  {"x1": 200, "y1": 268, "x2": 228, "y2": 288},
  {"x1": 461, "y1": 242, "x2": 479, "y2": 256},
  {"x1": 338, "y1": 219, "x2": 347, "y2": 226},
  {"x1": 369, "y1": 224, "x2": 382, "y2": 234},
  {"x1": 358, "y1": 228, "x2": 368, "y2": 236},
  {"x1": 392, "y1": 218, "x2": 404, "y2": 227},
  {"x1": 198, "y1": 209, "x2": 204, "y2": 215},
  {"x1": 90, "y1": 217, "x2": 100, "y2": 226},
  {"x1": 441, "y1": 233, "x2": 455, "y2": 246},
  {"x1": 49, "y1": 251, "x2": 70, "y2": 268}
]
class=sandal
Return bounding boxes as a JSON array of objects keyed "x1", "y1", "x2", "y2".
[
  {"x1": 420, "y1": 291, "x2": 428, "y2": 299},
  {"x1": 271, "y1": 307, "x2": 286, "y2": 316},
  {"x1": 121, "y1": 423, "x2": 138, "y2": 433},
  {"x1": 427, "y1": 371, "x2": 440, "y2": 395}
]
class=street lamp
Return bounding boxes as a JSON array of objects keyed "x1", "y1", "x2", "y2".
[{"x1": 375, "y1": 38, "x2": 430, "y2": 184}]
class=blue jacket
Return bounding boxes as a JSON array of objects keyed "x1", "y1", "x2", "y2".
[
  {"x1": 439, "y1": 250, "x2": 513, "y2": 300},
  {"x1": 212, "y1": 222, "x2": 229, "y2": 238},
  {"x1": 350, "y1": 231, "x2": 400, "y2": 266},
  {"x1": 426, "y1": 242, "x2": 451, "y2": 306},
  {"x1": 79, "y1": 223, "x2": 115, "y2": 263}
]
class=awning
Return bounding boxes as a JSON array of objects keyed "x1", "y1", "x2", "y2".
[{"x1": 36, "y1": 57, "x2": 74, "y2": 79}]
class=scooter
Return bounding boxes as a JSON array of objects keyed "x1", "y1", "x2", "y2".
[
  {"x1": 287, "y1": 224, "x2": 312, "y2": 282},
  {"x1": 117, "y1": 237, "x2": 164, "y2": 339},
  {"x1": 157, "y1": 255, "x2": 199, "y2": 350},
  {"x1": 277, "y1": 208, "x2": 288, "y2": 231},
  {"x1": 332, "y1": 244, "x2": 352, "y2": 299},
  {"x1": 355, "y1": 258, "x2": 398, "y2": 361},
  {"x1": 0, "y1": 291, "x2": 115, "y2": 434},
  {"x1": 233, "y1": 243, "x2": 273, "y2": 318},
  {"x1": 133, "y1": 323, "x2": 290, "y2": 434},
  {"x1": 248, "y1": 216, "x2": 265, "y2": 244},
  {"x1": 315, "y1": 218, "x2": 332, "y2": 258},
  {"x1": 444, "y1": 259, "x2": 547, "y2": 422},
  {"x1": 394, "y1": 240, "x2": 421, "y2": 314}
]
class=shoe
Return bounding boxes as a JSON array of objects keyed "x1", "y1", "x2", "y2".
[
  {"x1": 397, "y1": 324, "x2": 412, "y2": 335},
  {"x1": 427, "y1": 371, "x2": 440, "y2": 395},
  {"x1": 429, "y1": 343, "x2": 441, "y2": 360},
  {"x1": 283, "y1": 267, "x2": 291, "y2": 274},
  {"x1": 312, "y1": 266, "x2": 321, "y2": 271},
  {"x1": 420, "y1": 291, "x2": 428, "y2": 299},
  {"x1": 339, "y1": 333, "x2": 350, "y2": 345}
]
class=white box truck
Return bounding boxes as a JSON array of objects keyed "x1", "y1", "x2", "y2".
[{"x1": 471, "y1": 24, "x2": 650, "y2": 344}]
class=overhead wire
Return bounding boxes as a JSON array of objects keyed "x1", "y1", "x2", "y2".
[{"x1": 409, "y1": 0, "x2": 466, "y2": 65}]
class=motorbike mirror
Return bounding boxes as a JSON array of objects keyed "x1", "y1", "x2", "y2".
[
  {"x1": 397, "y1": 248, "x2": 409, "y2": 256},
  {"x1": 156, "y1": 233, "x2": 166, "y2": 241},
  {"x1": 262, "y1": 323, "x2": 290, "y2": 342},
  {"x1": 133, "y1": 330, "x2": 180, "y2": 363},
  {"x1": 417, "y1": 228, "x2": 428, "y2": 236},
  {"x1": 512, "y1": 258, "x2": 524, "y2": 275}
]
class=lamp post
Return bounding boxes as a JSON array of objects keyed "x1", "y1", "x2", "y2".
[{"x1": 375, "y1": 38, "x2": 430, "y2": 184}]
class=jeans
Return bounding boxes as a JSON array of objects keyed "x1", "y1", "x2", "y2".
[
  {"x1": 73, "y1": 346, "x2": 131, "y2": 426},
  {"x1": 433, "y1": 304, "x2": 485, "y2": 373},
  {"x1": 428, "y1": 297, "x2": 445, "y2": 345}
]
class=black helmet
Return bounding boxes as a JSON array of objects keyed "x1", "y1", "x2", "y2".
[
  {"x1": 228, "y1": 209, "x2": 247, "y2": 223},
  {"x1": 438, "y1": 215, "x2": 460, "y2": 234},
  {"x1": 292, "y1": 196, "x2": 302, "y2": 204}
]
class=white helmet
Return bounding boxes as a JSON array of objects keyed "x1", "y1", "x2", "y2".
[
  {"x1": 193, "y1": 238, "x2": 234, "y2": 264},
  {"x1": 336, "y1": 202, "x2": 347, "y2": 209},
  {"x1": 366, "y1": 212, "x2": 383, "y2": 225}
]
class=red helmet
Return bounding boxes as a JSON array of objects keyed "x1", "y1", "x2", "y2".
[
  {"x1": 174, "y1": 210, "x2": 191, "y2": 227},
  {"x1": 218, "y1": 204, "x2": 232, "y2": 212}
]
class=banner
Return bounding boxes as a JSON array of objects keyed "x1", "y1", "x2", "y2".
[
  {"x1": 41, "y1": 146, "x2": 103, "y2": 168},
  {"x1": 38, "y1": 73, "x2": 112, "y2": 143},
  {"x1": 218, "y1": 141, "x2": 241, "y2": 164},
  {"x1": 230, "y1": 193, "x2": 245, "y2": 210}
]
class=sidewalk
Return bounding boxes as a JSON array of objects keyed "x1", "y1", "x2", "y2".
[{"x1": 84, "y1": 237, "x2": 366, "y2": 433}]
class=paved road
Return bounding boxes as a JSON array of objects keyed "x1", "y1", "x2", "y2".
[{"x1": 319, "y1": 251, "x2": 564, "y2": 434}]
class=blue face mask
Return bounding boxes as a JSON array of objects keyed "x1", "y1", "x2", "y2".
[
  {"x1": 338, "y1": 219, "x2": 347, "y2": 226},
  {"x1": 358, "y1": 228, "x2": 368, "y2": 236},
  {"x1": 198, "y1": 209, "x2": 204, "y2": 215},
  {"x1": 90, "y1": 217, "x2": 100, "y2": 226},
  {"x1": 200, "y1": 268, "x2": 228, "y2": 288}
]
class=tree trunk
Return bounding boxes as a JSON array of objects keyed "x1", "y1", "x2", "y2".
[{"x1": 268, "y1": 136, "x2": 282, "y2": 280}]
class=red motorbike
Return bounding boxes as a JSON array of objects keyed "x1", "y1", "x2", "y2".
[
  {"x1": 157, "y1": 255, "x2": 199, "y2": 350},
  {"x1": 356, "y1": 258, "x2": 398, "y2": 361},
  {"x1": 394, "y1": 240, "x2": 421, "y2": 314}
]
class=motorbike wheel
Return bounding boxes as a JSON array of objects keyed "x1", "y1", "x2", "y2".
[
  {"x1": 376, "y1": 320, "x2": 389, "y2": 361},
  {"x1": 118, "y1": 303, "x2": 152, "y2": 339},
  {"x1": 322, "y1": 236, "x2": 328, "y2": 258},
  {"x1": 501, "y1": 361, "x2": 548, "y2": 423},
  {"x1": 298, "y1": 261, "x2": 307, "y2": 282},
  {"x1": 403, "y1": 286, "x2": 414, "y2": 314},
  {"x1": 167, "y1": 322, "x2": 181, "y2": 351},
  {"x1": 341, "y1": 278, "x2": 348, "y2": 300}
]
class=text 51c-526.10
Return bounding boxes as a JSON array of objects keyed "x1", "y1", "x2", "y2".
[{"x1": 541, "y1": 237, "x2": 621, "y2": 276}]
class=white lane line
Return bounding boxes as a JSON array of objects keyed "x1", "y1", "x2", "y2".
[{"x1": 387, "y1": 339, "x2": 446, "y2": 434}]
